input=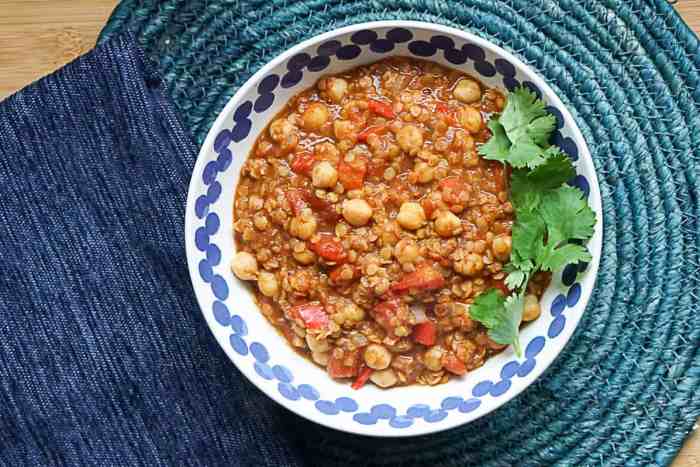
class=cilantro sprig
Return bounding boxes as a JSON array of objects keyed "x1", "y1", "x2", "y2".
[{"x1": 469, "y1": 86, "x2": 596, "y2": 356}]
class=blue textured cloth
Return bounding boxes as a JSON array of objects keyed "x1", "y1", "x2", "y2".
[{"x1": 0, "y1": 34, "x2": 305, "y2": 466}]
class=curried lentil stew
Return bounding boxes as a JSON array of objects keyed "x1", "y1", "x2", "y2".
[{"x1": 231, "y1": 57, "x2": 550, "y2": 389}]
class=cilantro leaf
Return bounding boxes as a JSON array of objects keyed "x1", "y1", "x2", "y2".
[
  {"x1": 499, "y1": 86, "x2": 548, "y2": 144},
  {"x1": 479, "y1": 86, "x2": 558, "y2": 169},
  {"x1": 511, "y1": 210, "x2": 545, "y2": 268},
  {"x1": 478, "y1": 118, "x2": 511, "y2": 162},
  {"x1": 510, "y1": 169, "x2": 542, "y2": 212},
  {"x1": 527, "y1": 115, "x2": 557, "y2": 146},
  {"x1": 537, "y1": 242, "x2": 592, "y2": 272},
  {"x1": 469, "y1": 289, "x2": 506, "y2": 329},
  {"x1": 539, "y1": 185, "x2": 596, "y2": 245},
  {"x1": 469, "y1": 289, "x2": 524, "y2": 356},
  {"x1": 508, "y1": 136, "x2": 548, "y2": 169},
  {"x1": 526, "y1": 151, "x2": 576, "y2": 189},
  {"x1": 510, "y1": 153, "x2": 577, "y2": 212},
  {"x1": 504, "y1": 269, "x2": 527, "y2": 291}
]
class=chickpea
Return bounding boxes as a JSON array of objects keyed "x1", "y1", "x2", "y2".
[
  {"x1": 302, "y1": 102, "x2": 330, "y2": 131},
  {"x1": 326, "y1": 77, "x2": 348, "y2": 103},
  {"x1": 423, "y1": 345, "x2": 445, "y2": 372},
  {"x1": 434, "y1": 210, "x2": 462, "y2": 237},
  {"x1": 342, "y1": 302, "x2": 366, "y2": 322},
  {"x1": 289, "y1": 209, "x2": 317, "y2": 240},
  {"x1": 231, "y1": 251, "x2": 258, "y2": 280},
  {"x1": 257, "y1": 271, "x2": 279, "y2": 297},
  {"x1": 312, "y1": 351, "x2": 329, "y2": 366},
  {"x1": 394, "y1": 238, "x2": 419, "y2": 264},
  {"x1": 458, "y1": 106, "x2": 484, "y2": 134},
  {"x1": 342, "y1": 199, "x2": 373, "y2": 226},
  {"x1": 363, "y1": 344, "x2": 392, "y2": 370},
  {"x1": 334, "y1": 120, "x2": 356, "y2": 140},
  {"x1": 306, "y1": 334, "x2": 330, "y2": 353},
  {"x1": 414, "y1": 161, "x2": 434, "y2": 184},
  {"x1": 453, "y1": 78, "x2": 482, "y2": 103},
  {"x1": 492, "y1": 235, "x2": 512, "y2": 262},
  {"x1": 253, "y1": 213, "x2": 269, "y2": 230},
  {"x1": 455, "y1": 253, "x2": 484, "y2": 276},
  {"x1": 397, "y1": 202, "x2": 426, "y2": 230},
  {"x1": 269, "y1": 118, "x2": 298, "y2": 146},
  {"x1": 396, "y1": 124, "x2": 424, "y2": 155},
  {"x1": 370, "y1": 368, "x2": 398, "y2": 388},
  {"x1": 523, "y1": 294, "x2": 541, "y2": 322},
  {"x1": 311, "y1": 161, "x2": 338, "y2": 188},
  {"x1": 293, "y1": 249, "x2": 316, "y2": 265}
]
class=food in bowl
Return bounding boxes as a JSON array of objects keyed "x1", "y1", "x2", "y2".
[{"x1": 231, "y1": 56, "x2": 595, "y2": 389}]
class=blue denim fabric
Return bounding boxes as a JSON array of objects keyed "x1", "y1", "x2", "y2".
[{"x1": 0, "y1": 34, "x2": 304, "y2": 466}]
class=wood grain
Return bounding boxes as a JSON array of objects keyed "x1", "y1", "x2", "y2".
[{"x1": 0, "y1": 1, "x2": 698, "y2": 465}]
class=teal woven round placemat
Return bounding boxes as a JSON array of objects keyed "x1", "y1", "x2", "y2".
[{"x1": 99, "y1": 1, "x2": 699, "y2": 465}]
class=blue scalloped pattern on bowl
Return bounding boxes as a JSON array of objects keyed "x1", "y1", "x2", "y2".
[{"x1": 195, "y1": 28, "x2": 589, "y2": 429}]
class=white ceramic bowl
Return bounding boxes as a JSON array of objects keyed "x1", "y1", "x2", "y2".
[{"x1": 185, "y1": 21, "x2": 603, "y2": 437}]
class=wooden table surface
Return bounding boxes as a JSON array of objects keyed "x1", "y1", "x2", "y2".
[{"x1": 0, "y1": 1, "x2": 698, "y2": 464}]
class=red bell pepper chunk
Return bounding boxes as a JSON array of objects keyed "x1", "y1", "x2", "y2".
[
  {"x1": 391, "y1": 264, "x2": 446, "y2": 293},
  {"x1": 328, "y1": 349, "x2": 360, "y2": 379},
  {"x1": 285, "y1": 189, "x2": 308, "y2": 216},
  {"x1": 338, "y1": 155, "x2": 368, "y2": 190},
  {"x1": 311, "y1": 234, "x2": 347, "y2": 263},
  {"x1": 291, "y1": 152, "x2": 315, "y2": 175},
  {"x1": 357, "y1": 124, "x2": 388, "y2": 143},
  {"x1": 351, "y1": 366, "x2": 373, "y2": 390},
  {"x1": 368, "y1": 99, "x2": 396, "y2": 119},
  {"x1": 299, "y1": 190, "x2": 340, "y2": 223},
  {"x1": 413, "y1": 321, "x2": 437, "y2": 346},
  {"x1": 289, "y1": 303, "x2": 329, "y2": 330},
  {"x1": 438, "y1": 176, "x2": 469, "y2": 205},
  {"x1": 443, "y1": 353, "x2": 467, "y2": 376}
]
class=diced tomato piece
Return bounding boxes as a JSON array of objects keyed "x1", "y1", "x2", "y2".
[
  {"x1": 490, "y1": 279, "x2": 510, "y2": 296},
  {"x1": 311, "y1": 234, "x2": 347, "y2": 263},
  {"x1": 439, "y1": 176, "x2": 469, "y2": 205},
  {"x1": 391, "y1": 264, "x2": 446, "y2": 293},
  {"x1": 338, "y1": 155, "x2": 368, "y2": 190},
  {"x1": 351, "y1": 366, "x2": 373, "y2": 390},
  {"x1": 420, "y1": 197, "x2": 437, "y2": 219},
  {"x1": 357, "y1": 125, "x2": 388, "y2": 142},
  {"x1": 435, "y1": 101, "x2": 456, "y2": 125},
  {"x1": 368, "y1": 99, "x2": 396, "y2": 119},
  {"x1": 289, "y1": 303, "x2": 329, "y2": 330},
  {"x1": 443, "y1": 353, "x2": 467, "y2": 376},
  {"x1": 367, "y1": 159, "x2": 387, "y2": 178},
  {"x1": 413, "y1": 321, "x2": 437, "y2": 346},
  {"x1": 328, "y1": 349, "x2": 361, "y2": 379},
  {"x1": 301, "y1": 190, "x2": 341, "y2": 222},
  {"x1": 285, "y1": 189, "x2": 308, "y2": 216},
  {"x1": 291, "y1": 152, "x2": 315, "y2": 175}
]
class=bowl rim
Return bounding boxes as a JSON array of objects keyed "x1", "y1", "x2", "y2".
[{"x1": 185, "y1": 19, "x2": 602, "y2": 437}]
